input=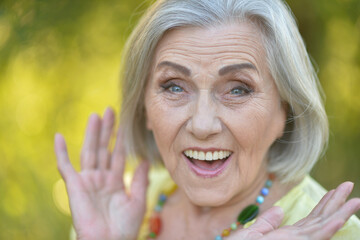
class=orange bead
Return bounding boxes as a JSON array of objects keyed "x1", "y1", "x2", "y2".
[
  {"x1": 222, "y1": 229, "x2": 230, "y2": 236},
  {"x1": 150, "y1": 216, "x2": 162, "y2": 235},
  {"x1": 269, "y1": 173, "x2": 276, "y2": 180}
]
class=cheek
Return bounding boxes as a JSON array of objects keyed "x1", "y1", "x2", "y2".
[
  {"x1": 224, "y1": 105, "x2": 269, "y2": 143},
  {"x1": 146, "y1": 96, "x2": 189, "y2": 168},
  {"x1": 222, "y1": 98, "x2": 284, "y2": 161}
]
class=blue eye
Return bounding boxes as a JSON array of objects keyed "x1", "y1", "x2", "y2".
[
  {"x1": 170, "y1": 85, "x2": 183, "y2": 93},
  {"x1": 160, "y1": 82, "x2": 185, "y2": 93},
  {"x1": 230, "y1": 87, "x2": 247, "y2": 95}
]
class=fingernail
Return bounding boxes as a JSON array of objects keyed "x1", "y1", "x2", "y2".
[
  {"x1": 340, "y1": 182, "x2": 354, "y2": 195},
  {"x1": 90, "y1": 113, "x2": 100, "y2": 121},
  {"x1": 54, "y1": 133, "x2": 62, "y2": 141},
  {"x1": 104, "y1": 106, "x2": 111, "y2": 114},
  {"x1": 348, "y1": 182, "x2": 354, "y2": 194},
  {"x1": 90, "y1": 112, "x2": 98, "y2": 118},
  {"x1": 273, "y1": 206, "x2": 284, "y2": 215}
]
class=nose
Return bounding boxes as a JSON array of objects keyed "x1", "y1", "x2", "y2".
[{"x1": 185, "y1": 90, "x2": 222, "y2": 140}]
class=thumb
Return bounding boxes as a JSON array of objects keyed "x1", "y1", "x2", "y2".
[
  {"x1": 247, "y1": 206, "x2": 284, "y2": 234},
  {"x1": 130, "y1": 160, "x2": 150, "y2": 203}
]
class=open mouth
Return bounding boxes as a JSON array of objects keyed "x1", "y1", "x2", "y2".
[{"x1": 183, "y1": 150, "x2": 232, "y2": 178}]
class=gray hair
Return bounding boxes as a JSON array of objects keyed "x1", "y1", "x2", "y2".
[{"x1": 119, "y1": 0, "x2": 328, "y2": 183}]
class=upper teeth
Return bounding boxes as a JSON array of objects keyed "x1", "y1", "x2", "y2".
[{"x1": 184, "y1": 150, "x2": 232, "y2": 161}]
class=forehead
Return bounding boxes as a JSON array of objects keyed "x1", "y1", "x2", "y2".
[{"x1": 152, "y1": 21, "x2": 267, "y2": 71}]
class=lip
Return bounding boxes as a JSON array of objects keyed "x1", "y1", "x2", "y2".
[
  {"x1": 183, "y1": 147, "x2": 233, "y2": 152},
  {"x1": 183, "y1": 151, "x2": 232, "y2": 178}
]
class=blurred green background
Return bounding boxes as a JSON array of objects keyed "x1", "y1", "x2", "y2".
[{"x1": 0, "y1": 0, "x2": 359, "y2": 239}]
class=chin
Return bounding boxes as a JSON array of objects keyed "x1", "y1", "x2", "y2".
[{"x1": 185, "y1": 188, "x2": 232, "y2": 207}]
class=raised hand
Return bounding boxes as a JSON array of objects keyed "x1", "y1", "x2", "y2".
[
  {"x1": 228, "y1": 182, "x2": 360, "y2": 240},
  {"x1": 54, "y1": 107, "x2": 149, "y2": 240}
]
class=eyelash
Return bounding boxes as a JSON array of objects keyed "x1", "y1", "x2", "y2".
[
  {"x1": 159, "y1": 80, "x2": 253, "y2": 97},
  {"x1": 229, "y1": 85, "x2": 253, "y2": 96},
  {"x1": 160, "y1": 81, "x2": 184, "y2": 93}
]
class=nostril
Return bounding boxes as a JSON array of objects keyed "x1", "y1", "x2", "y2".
[{"x1": 186, "y1": 115, "x2": 222, "y2": 140}]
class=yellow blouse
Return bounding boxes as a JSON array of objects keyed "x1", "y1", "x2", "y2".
[
  {"x1": 69, "y1": 167, "x2": 360, "y2": 239},
  {"x1": 139, "y1": 167, "x2": 360, "y2": 239}
]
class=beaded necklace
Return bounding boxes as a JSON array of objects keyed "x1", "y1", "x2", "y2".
[{"x1": 147, "y1": 173, "x2": 275, "y2": 240}]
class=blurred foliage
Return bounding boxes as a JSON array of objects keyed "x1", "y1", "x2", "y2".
[{"x1": 0, "y1": 0, "x2": 359, "y2": 239}]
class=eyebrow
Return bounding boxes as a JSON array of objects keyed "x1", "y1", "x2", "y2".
[
  {"x1": 218, "y1": 63, "x2": 258, "y2": 76},
  {"x1": 156, "y1": 61, "x2": 257, "y2": 77},
  {"x1": 156, "y1": 61, "x2": 191, "y2": 76}
]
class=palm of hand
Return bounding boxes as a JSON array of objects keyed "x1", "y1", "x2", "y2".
[
  {"x1": 55, "y1": 108, "x2": 149, "y2": 240},
  {"x1": 68, "y1": 170, "x2": 133, "y2": 240},
  {"x1": 55, "y1": 108, "x2": 360, "y2": 240}
]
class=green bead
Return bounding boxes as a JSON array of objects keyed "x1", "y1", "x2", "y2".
[
  {"x1": 154, "y1": 205, "x2": 162, "y2": 212},
  {"x1": 157, "y1": 200, "x2": 165, "y2": 207},
  {"x1": 237, "y1": 204, "x2": 259, "y2": 224},
  {"x1": 148, "y1": 232, "x2": 156, "y2": 238},
  {"x1": 265, "y1": 180, "x2": 273, "y2": 188},
  {"x1": 230, "y1": 223, "x2": 237, "y2": 230}
]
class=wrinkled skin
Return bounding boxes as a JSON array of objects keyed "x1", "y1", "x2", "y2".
[
  {"x1": 54, "y1": 21, "x2": 360, "y2": 240},
  {"x1": 55, "y1": 108, "x2": 360, "y2": 240},
  {"x1": 144, "y1": 22, "x2": 287, "y2": 210},
  {"x1": 55, "y1": 108, "x2": 150, "y2": 240}
]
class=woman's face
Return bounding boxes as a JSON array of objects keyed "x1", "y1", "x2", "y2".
[{"x1": 145, "y1": 22, "x2": 286, "y2": 206}]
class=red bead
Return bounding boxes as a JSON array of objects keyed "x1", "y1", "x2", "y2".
[
  {"x1": 269, "y1": 173, "x2": 276, "y2": 180},
  {"x1": 150, "y1": 216, "x2": 162, "y2": 235}
]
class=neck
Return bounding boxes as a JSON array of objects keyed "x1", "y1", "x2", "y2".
[
  {"x1": 165, "y1": 171, "x2": 296, "y2": 238},
  {"x1": 183, "y1": 172, "x2": 267, "y2": 215}
]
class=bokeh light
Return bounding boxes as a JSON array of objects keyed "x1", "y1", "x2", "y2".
[{"x1": 0, "y1": 0, "x2": 359, "y2": 239}]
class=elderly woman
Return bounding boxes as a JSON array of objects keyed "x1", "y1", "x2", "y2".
[{"x1": 54, "y1": 0, "x2": 360, "y2": 239}]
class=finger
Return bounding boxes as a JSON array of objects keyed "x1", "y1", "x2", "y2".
[
  {"x1": 130, "y1": 161, "x2": 150, "y2": 204},
  {"x1": 54, "y1": 133, "x2": 77, "y2": 182},
  {"x1": 321, "y1": 182, "x2": 354, "y2": 217},
  {"x1": 81, "y1": 114, "x2": 101, "y2": 170},
  {"x1": 247, "y1": 206, "x2": 284, "y2": 234},
  {"x1": 327, "y1": 198, "x2": 360, "y2": 224},
  {"x1": 309, "y1": 189, "x2": 335, "y2": 217},
  {"x1": 295, "y1": 189, "x2": 336, "y2": 227},
  {"x1": 97, "y1": 107, "x2": 115, "y2": 170},
  {"x1": 289, "y1": 198, "x2": 360, "y2": 239},
  {"x1": 311, "y1": 218, "x2": 345, "y2": 240},
  {"x1": 110, "y1": 128, "x2": 126, "y2": 180}
]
